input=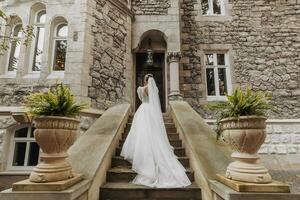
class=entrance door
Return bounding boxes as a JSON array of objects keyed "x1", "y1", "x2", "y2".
[{"x1": 136, "y1": 52, "x2": 165, "y2": 112}]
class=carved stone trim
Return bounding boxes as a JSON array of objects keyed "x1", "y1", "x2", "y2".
[{"x1": 167, "y1": 52, "x2": 182, "y2": 63}]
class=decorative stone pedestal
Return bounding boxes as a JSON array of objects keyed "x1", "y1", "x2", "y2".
[
  {"x1": 210, "y1": 180, "x2": 299, "y2": 200},
  {"x1": 226, "y1": 153, "x2": 272, "y2": 184},
  {"x1": 12, "y1": 174, "x2": 84, "y2": 191},
  {"x1": 30, "y1": 116, "x2": 80, "y2": 183},
  {"x1": 221, "y1": 116, "x2": 272, "y2": 183}
]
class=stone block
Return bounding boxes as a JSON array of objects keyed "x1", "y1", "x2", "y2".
[
  {"x1": 0, "y1": 180, "x2": 90, "y2": 200},
  {"x1": 271, "y1": 135, "x2": 281, "y2": 144},
  {"x1": 265, "y1": 135, "x2": 271, "y2": 143},
  {"x1": 293, "y1": 135, "x2": 300, "y2": 144},
  {"x1": 259, "y1": 144, "x2": 269, "y2": 154},
  {"x1": 287, "y1": 145, "x2": 298, "y2": 154},
  {"x1": 12, "y1": 174, "x2": 84, "y2": 191},
  {"x1": 216, "y1": 175, "x2": 290, "y2": 193},
  {"x1": 276, "y1": 145, "x2": 288, "y2": 154},
  {"x1": 269, "y1": 145, "x2": 277, "y2": 154},
  {"x1": 280, "y1": 134, "x2": 291, "y2": 143},
  {"x1": 210, "y1": 180, "x2": 299, "y2": 200}
]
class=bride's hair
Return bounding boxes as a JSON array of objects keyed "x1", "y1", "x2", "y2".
[{"x1": 144, "y1": 73, "x2": 154, "y2": 82}]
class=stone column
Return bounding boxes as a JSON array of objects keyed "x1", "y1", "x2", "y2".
[{"x1": 167, "y1": 52, "x2": 182, "y2": 100}]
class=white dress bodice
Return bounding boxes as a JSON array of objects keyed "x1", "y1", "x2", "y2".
[{"x1": 137, "y1": 86, "x2": 149, "y2": 103}]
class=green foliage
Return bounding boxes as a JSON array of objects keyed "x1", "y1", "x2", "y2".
[
  {"x1": 26, "y1": 83, "x2": 86, "y2": 117},
  {"x1": 206, "y1": 86, "x2": 274, "y2": 139},
  {"x1": 0, "y1": 10, "x2": 7, "y2": 21},
  {"x1": 0, "y1": 9, "x2": 34, "y2": 55}
]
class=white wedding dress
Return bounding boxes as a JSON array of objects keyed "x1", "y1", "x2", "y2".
[{"x1": 121, "y1": 77, "x2": 191, "y2": 188}]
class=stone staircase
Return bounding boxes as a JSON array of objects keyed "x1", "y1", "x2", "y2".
[{"x1": 100, "y1": 115, "x2": 201, "y2": 200}]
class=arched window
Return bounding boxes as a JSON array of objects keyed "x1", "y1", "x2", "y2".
[
  {"x1": 52, "y1": 23, "x2": 68, "y2": 71},
  {"x1": 8, "y1": 126, "x2": 40, "y2": 170},
  {"x1": 7, "y1": 23, "x2": 22, "y2": 73},
  {"x1": 31, "y1": 10, "x2": 46, "y2": 72}
]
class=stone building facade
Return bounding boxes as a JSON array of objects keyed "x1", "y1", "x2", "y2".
[
  {"x1": 180, "y1": 0, "x2": 300, "y2": 119},
  {"x1": 0, "y1": 0, "x2": 299, "y2": 183}
]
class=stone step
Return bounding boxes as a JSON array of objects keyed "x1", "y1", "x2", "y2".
[
  {"x1": 115, "y1": 147, "x2": 186, "y2": 157},
  {"x1": 119, "y1": 139, "x2": 182, "y2": 148},
  {"x1": 112, "y1": 156, "x2": 190, "y2": 168},
  {"x1": 107, "y1": 168, "x2": 195, "y2": 183},
  {"x1": 122, "y1": 132, "x2": 179, "y2": 140},
  {"x1": 100, "y1": 182, "x2": 201, "y2": 200}
]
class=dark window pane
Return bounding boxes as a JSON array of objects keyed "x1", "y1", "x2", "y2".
[
  {"x1": 205, "y1": 54, "x2": 214, "y2": 65},
  {"x1": 218, "y1": 68, "x2": 228, "y2": 96},
  {"x1": 13, "y1": 24, "x2": 22, "y2": 37},
  {"x1": 15, "y1": 128, "x2": 28, "y2": 138},
  {"x1": 213, "y1": 0, "x2": 222, "y2": 14},
  {"x1": 202, "y1": 0, "x2": 209, "y2": 15},
  {"x1": 27, "y1": 142, "x2": 40, "y2": 166},
  {"x1": 53, "y1": 40, "x2": 67, "y2": 71},
  {"x1": 217, "y1": 54, "x2": 225, "y2": 65},
  {"x1": 206, "y1": 68, "x2": 215, "y2": 95},
  {"x1": 12, "y1": 142, "x2": 26, "y2": 166},
  {"x1": 8, "y1": 41, "x2": 21, "y2": 71},
  {"x1": 32, "y1": 27, "x2": 45, "y2": 71}
]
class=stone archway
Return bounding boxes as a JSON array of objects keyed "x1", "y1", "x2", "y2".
[{"x1": 134, "y1": 30, "x2": 167, "y2": 112}]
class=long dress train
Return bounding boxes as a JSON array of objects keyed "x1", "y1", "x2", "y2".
[{"x1": 121, "y1": 77, "x2": 191, "y2": 188}]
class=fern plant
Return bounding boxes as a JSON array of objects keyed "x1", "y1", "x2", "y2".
[
  {"x1": 206, "y1": 86, "x2": 273, "y2": 139},
  {"x1": 26, "y1": 83, "x2": 86, "y2": 117}
]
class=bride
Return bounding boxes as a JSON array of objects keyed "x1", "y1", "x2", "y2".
[{"x1": 121, "y1": 73, "x2": 191, "y2": 188}]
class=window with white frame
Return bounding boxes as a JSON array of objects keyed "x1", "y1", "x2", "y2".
[
  {"x1": 31, "y1": 10, "x2": 46, "y2": 72},
  {"x1": 201, "y1": 0, "x2": 225, "y2": 15},
  {"x1": 205, "y1": 53, "x2": 231, "y2": 100},
  {"x1": 52, "y1": 23, "x2": 68, "y2": 71},
  {"x1": 7, "y1": 24, "x2": 22, "y2": 73},
  {"x1": 9, "y1": 126, "x2": 40, "y2": 170}
]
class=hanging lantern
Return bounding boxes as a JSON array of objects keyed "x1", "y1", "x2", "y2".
[{"x1": 146, "y1": 39, "x2": 153, "y2": 66}]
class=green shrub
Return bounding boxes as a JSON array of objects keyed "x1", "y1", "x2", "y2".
[
  {"x1": 206, "y1": 86, "x2": 273, "y2": 139},
  {"x1": 26, "y1": 82, "x2": 86, "y2": 117}
]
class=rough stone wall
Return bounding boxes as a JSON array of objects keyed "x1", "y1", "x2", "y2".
[
  {"x1": 89, "y1": 0, "x2": 132, "y2": 110},
  {"x1": 0, "y1": 84, "x2": 49, "y2": 106},
  {"x1": 132, "y1": 0, "x2": 171, "y2": 15},
  {"x1": 180, "y1": 0, "x2": 300, "y2": 119},
  {"x1": 79, "y1": 116, "x2": 97, "y2": 136}
]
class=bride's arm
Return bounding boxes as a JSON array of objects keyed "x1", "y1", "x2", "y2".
[{"x1": 137, "y1": 87, "x2": 143, "y2": 101}]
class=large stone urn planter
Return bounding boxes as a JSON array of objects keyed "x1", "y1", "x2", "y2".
[
  {"x1": 29, "y1": 116, "x2": 80, "y2": 183},
  {"x1": 220, "y1": 116, "x2": 272, "y2": 183}
]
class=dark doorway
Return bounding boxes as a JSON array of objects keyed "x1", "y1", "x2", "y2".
[{"x1": 136, "y1": 52, "x2": 165, "y2": 112}]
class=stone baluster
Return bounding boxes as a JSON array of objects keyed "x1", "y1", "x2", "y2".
[{"x1": 167, "y1": 52, "x2": 182, "y2": 100}]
